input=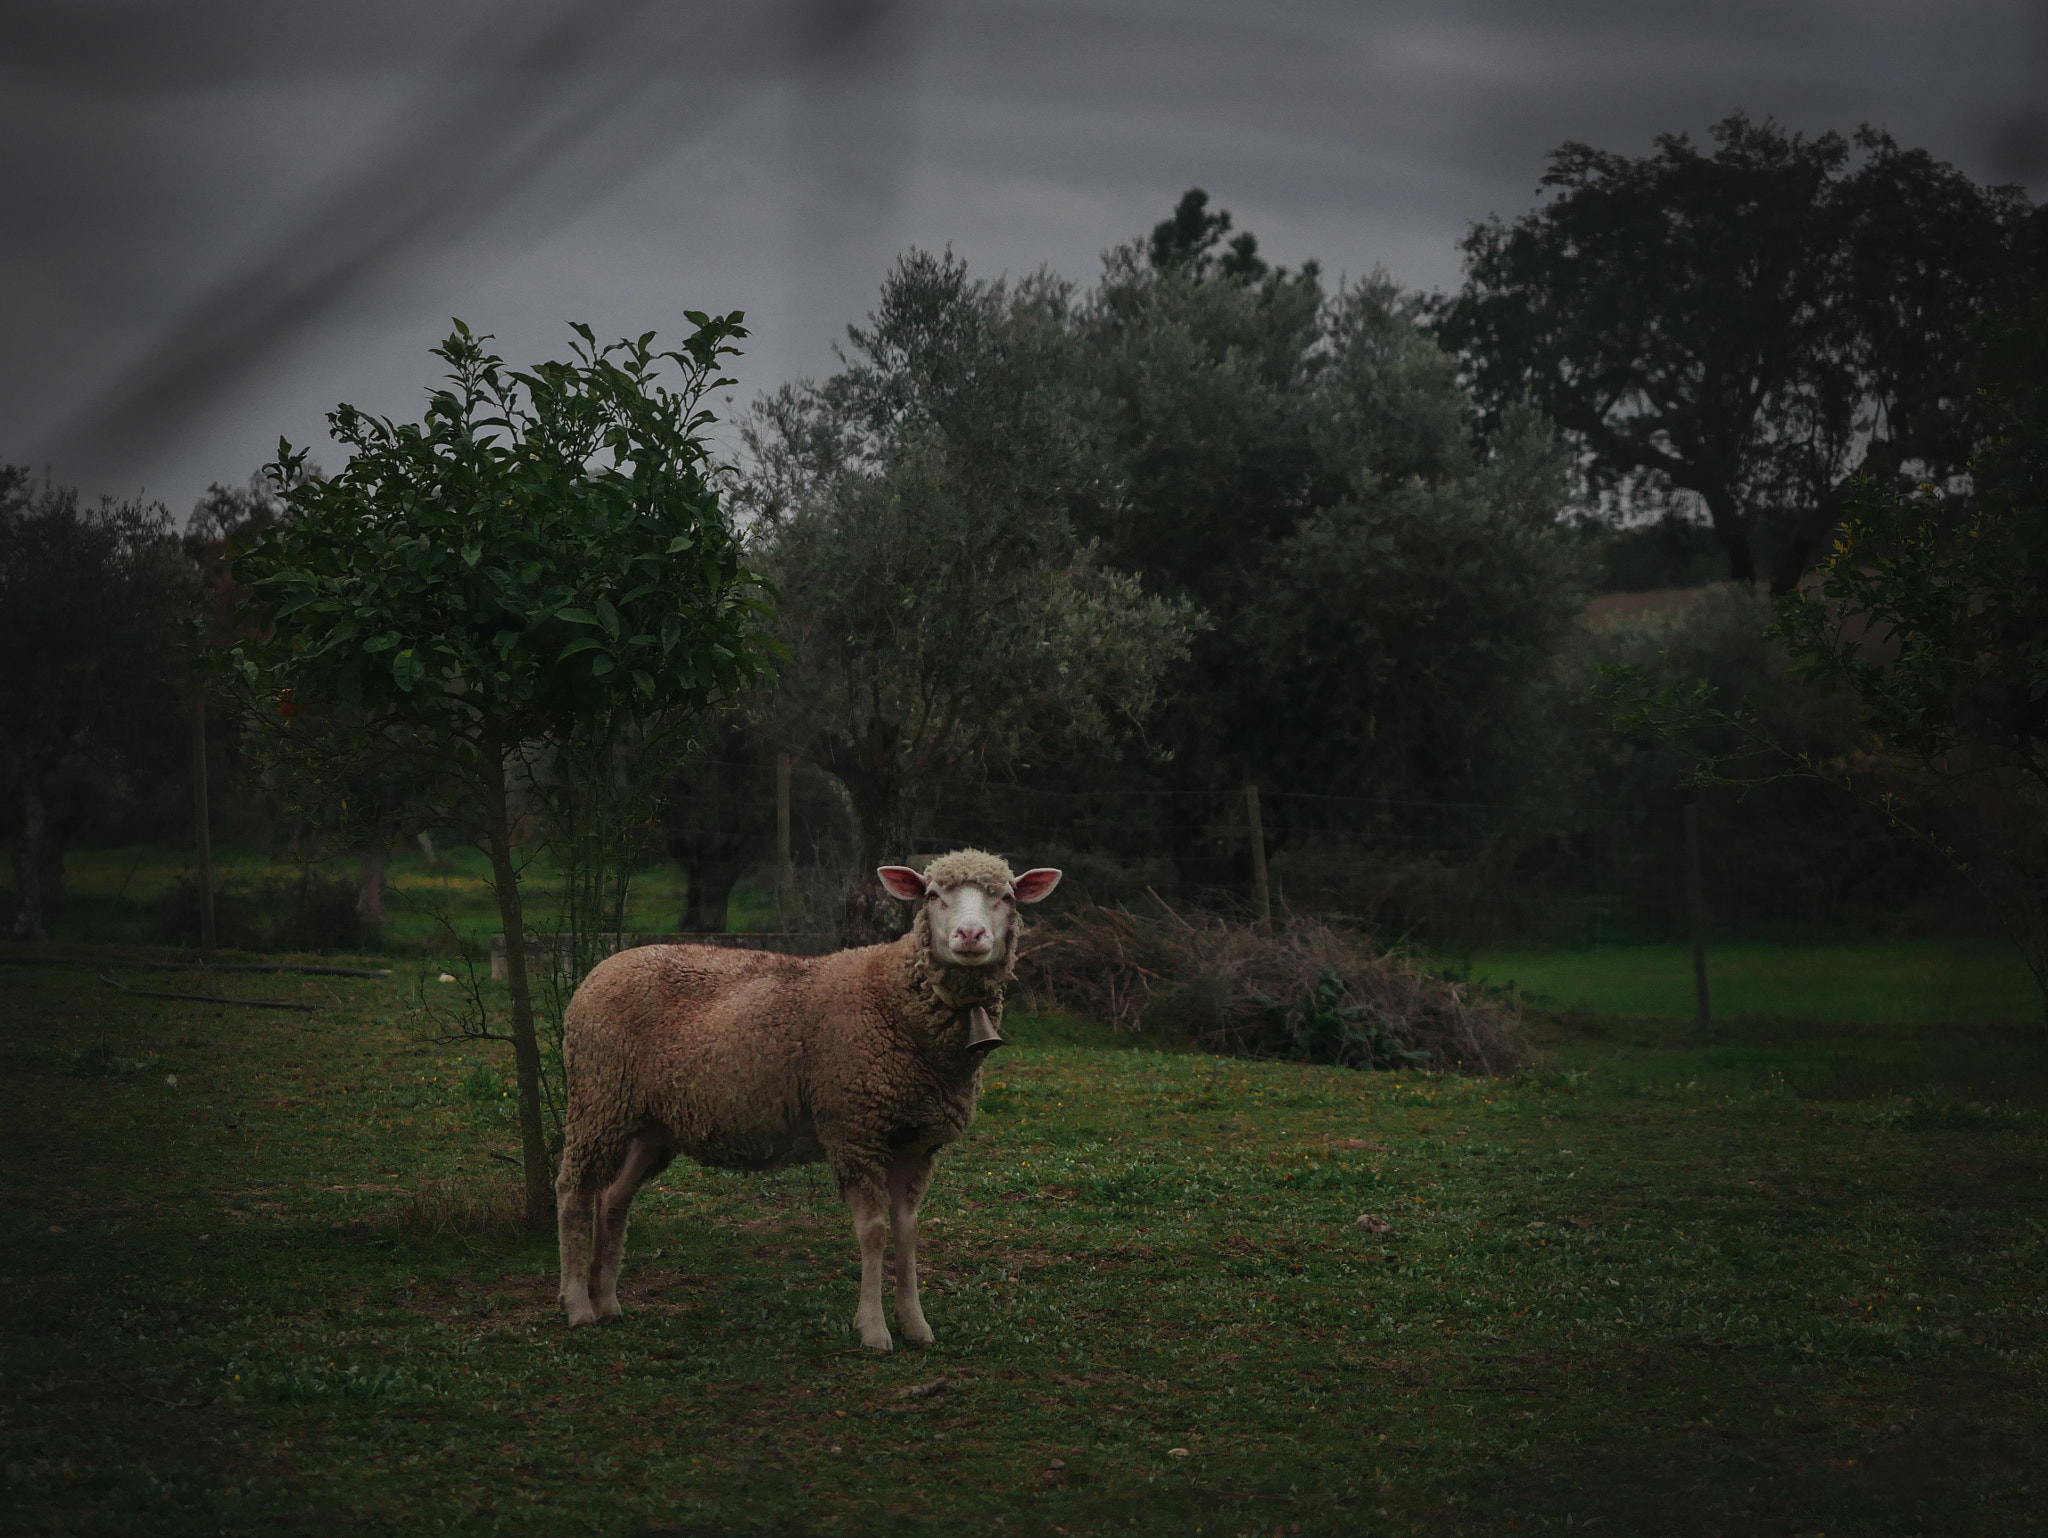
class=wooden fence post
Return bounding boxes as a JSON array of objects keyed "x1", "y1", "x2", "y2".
[
  {"x1": 776, "y1": 751, "x2": 794, "y2": 931},
  {"x1": 192, "y1": 694, "x2": 216, "y2": 963},
  {"x1": 1245, "y1": 782, "x2": 1272, "y2": 935},
  {"x1": 1684, "y1": 798, "x2": 1710, "y2": 1032}
]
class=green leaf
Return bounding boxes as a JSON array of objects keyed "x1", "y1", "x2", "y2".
[
  {"x1": 555, "y1": 607, "x2": 600, "y2": 626},
  {"x1": 631, "y1": 669, "x2": 655, "y2": 698},
  {"x1": 556, "y1": 636, "x2": 604, "y2": 660},
  {"x1": 588, "y1": 653, "x2": 615, "y2": 677}
]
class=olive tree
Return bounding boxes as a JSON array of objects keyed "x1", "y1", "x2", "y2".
[
  {"x1": 745, "y1": 253, "x2": 1196, "y2": 939},
  {"x1": 1075, "y1": 210, "x2": 1584, "y2": 832},
  {"x1": 230, "y1": 318, "x2": 773, "y2": 1224}
]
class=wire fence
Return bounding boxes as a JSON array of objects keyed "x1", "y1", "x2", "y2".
[
  {"x1": 663, "y1": 754, "x2": 1974, "y2": 943},
  {"x1": 24, "y1": 739, "x2": 1973, "y2": 950}
]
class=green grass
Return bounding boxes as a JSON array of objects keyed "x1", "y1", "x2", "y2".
[
  {"x1": 1447, "y1": 937, "x2": 2041, "y2": 1028},
  {"x1": 3, "y1": 950, "x2": 2045, "y2": 1535}
]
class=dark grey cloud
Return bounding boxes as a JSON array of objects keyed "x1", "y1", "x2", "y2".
[
  {"x1": 5, "y1": 0, "x2": 915, "y2": 481},
  {"x1": 2, "y1": 0, "x2": 2038, "y2": 512}
]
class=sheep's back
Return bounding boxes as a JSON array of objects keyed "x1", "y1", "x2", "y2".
[{"x1": 563, "y1": 941, "x2": 898, "y2": 1168}]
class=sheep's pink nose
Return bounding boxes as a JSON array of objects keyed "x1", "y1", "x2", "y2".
[{"x1": 953, "y1": 923, "x2": 990, "y2": 951}]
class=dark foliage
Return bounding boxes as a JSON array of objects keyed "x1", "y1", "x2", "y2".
[
  {"x1": 155, "y1": 870, "x2": 366, "y2": 953},
  {"x1": 1772, "y1": 296, "x2": 2048, "y2": 1013},
  {"x1": 0, "y1": 468, "x2": 199, "y2": 940},
  {"x1": 1439, "y1": 115, "x2": 2037, "y2": 591}
]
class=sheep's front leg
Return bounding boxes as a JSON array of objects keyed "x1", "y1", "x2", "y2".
[
  {"x1": 590, "y1": 1137, "x2": 669, "y2": 1322},
  {"x1": 888, "y1": 1153, "x2": 936, "y2": 1347},
  {"x1": 845, "y1": 1182, "x2": 893, "y2": 1351}
]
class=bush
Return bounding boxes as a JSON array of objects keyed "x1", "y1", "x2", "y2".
[
  {"x1": 1016, "y1": 900, "x2": 1525, "y2": 1074},
  {"x1": 155, "y1": 870, "x2": 368, "y2": 953},
  {"x1": 1565, "y1": 584, "x2": 1967, "y2": 934}
]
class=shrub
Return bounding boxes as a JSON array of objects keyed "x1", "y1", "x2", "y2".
[
  {"x1": 1566, "y1": 583, "x2": 1966, "y2": 933},
  {"x1": 1017, "y1": 901, "x2": 1524, "y2": 1074}
]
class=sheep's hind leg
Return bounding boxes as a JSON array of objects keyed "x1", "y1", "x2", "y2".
[
  {"x1": 555, "y1": 1134, "x2": 618, "y2": 1328},
  {"x1": 887, "y1": 1154, "x2": 936, "y2": 1347},
  {"x1": 591, "y1": 1137, "x2": 671, "y2": 1321},
  {"x1": 844, "y1": 1181, "x2": 893, "y2": 1351}
]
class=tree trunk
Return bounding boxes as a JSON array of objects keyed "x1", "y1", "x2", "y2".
[
  {"x1": 482, "y1": 739, "x2": 554, "y2": 1230},
  {"x1": 1700, "y1": 488, "x2": 1757, "y2": 587},
  {"x1": 679, "y1": 853, "x2": 747, "y2": 933},
  {"x1": 836, "y1": 762, "x2": 910, "y2": 946},
  {"x1": 11, "y1": 781, "x2": 52, "y2": 941},
  {"x1": 356, "y1": 836, "x2": 388, "y2": 930}
]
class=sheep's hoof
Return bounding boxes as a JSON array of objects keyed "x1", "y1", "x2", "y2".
[
  {"x1": 564, "y1": 1302, "x2": 599, "y2": 1328},
  {"x1": 899, "y1": 1321, "x2": 935, "y2": 1347},
  {"x1": 859, "y1": 1325, "x2": 893, "y2": 1351},
  {"x1": 594, "y1": 1297, "x2": 623, "y2": 1322}
]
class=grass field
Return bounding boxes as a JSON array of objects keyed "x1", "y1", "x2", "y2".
[
  {"x1": 3, "y1": 949, "x2": 2045, "y2": 1536},
  {"x1": 1449, "y1": 938, "x2": 2042, "y2": 1030}
]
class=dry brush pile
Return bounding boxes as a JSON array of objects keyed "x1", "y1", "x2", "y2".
[{"x1": 1016, "y1": 899, "x2": 1524, "y2": 1074}]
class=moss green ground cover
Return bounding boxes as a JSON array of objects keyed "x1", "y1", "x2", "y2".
[{"x1": 2, "y1": 953, "x2": 2044, "y2": 1536}]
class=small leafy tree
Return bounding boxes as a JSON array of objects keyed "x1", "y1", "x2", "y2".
[{"x1": 230, "y1": 318, "x2": 774, "y2": 1224}]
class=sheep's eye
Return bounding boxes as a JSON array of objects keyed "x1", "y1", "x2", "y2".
[{"x1": 926, "y1": 891, "x2": 941, "y2": 902}]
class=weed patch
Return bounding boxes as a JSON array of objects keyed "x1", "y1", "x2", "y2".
[{"x1": 373, "y1": 1177, "x2": 530, "y2": 1241}]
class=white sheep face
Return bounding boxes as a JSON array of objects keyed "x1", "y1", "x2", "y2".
[{"x1": 877, "y1": 864, "x2": 1063, "y2": 966}]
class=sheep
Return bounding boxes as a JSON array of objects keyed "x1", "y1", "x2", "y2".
[{"x1": 554, "y1": 848, "x2": 1062, "y2": 1348}]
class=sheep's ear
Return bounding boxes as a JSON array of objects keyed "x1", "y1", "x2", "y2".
[
  {"x1": 877, "y1": 866, "x2": 929, "y2": 902},
  {"x1": 1012, "y1": 868, "x2": 1063, "y2": 904}
]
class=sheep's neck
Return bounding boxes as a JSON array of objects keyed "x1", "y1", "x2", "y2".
[{"x1": 923, "y1": 961, "x2": 1006, "y2": 1012}]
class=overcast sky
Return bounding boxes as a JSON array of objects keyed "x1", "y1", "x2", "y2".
[{"x1": 4, "y1": 0, "x2": 2043, "y2": 515}]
